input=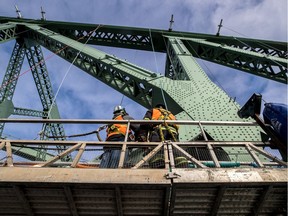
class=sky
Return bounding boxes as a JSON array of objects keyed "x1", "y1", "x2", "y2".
[{"x1": 0, "y1": 0, "x2": 287, "y2": 140}]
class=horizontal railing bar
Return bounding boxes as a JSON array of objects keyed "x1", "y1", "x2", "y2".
[
  {"x1": 1, "y1": 140, "x2": 269, "y2": 146},
  {"x1": 2, "y1": 161, "x2": 280, "y2": 168},
  {"x1": 0, "y1": 118, "x2": 258, "y2": 126}
]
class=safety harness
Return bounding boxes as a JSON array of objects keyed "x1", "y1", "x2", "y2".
[
  {"x1": 150, "y1": 108, "x2": 179, "y2": 142},
  {"x1": 106, "y1": 114, "x2": 131, "y2": 139}
]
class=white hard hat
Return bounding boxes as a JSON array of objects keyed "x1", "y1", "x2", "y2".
[{"x1": 113, "y1": 105, "x2": 125, "y2": 114}]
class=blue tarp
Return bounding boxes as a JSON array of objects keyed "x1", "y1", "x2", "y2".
[{"x1": 263, "y1": 103, "x2": 287, "y2": 144}]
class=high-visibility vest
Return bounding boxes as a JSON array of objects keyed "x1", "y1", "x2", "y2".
[
  {"x1": 151, "y1": 108, "x2": 179, "y2": 131},
  {"x1": 106, "y1": 115, "x2": 131, "y2": 138}
]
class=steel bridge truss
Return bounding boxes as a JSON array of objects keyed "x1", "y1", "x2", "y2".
[
  {"x1": 0, "y1": 18, "x2": 286, "y2": 165},
  {"x1": 0, "y1": 35, "x2": 69, "y2": 161}
]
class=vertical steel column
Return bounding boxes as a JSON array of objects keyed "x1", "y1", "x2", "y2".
[
  {"x1": 0, "y1": 41, "x2": 25, "y2": 138},
  {"x1": 25, "y1": 44, "x2": 70, "y2": 161}
]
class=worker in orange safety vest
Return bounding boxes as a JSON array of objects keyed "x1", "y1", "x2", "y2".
[
  {"x1": 99, "y1": 105, "x2": 140, "y2": 168},
  {"x1": 138, "y1": 104, "x2": 179, "y2": 142}
]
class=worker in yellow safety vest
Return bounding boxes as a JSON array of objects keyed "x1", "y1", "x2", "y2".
[{"x1": 100, "y1": 105, "x2": 140, "y2": 168}]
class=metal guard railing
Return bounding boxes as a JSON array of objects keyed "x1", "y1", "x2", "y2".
[{"x1": 0, "y1": 118, "x2": 287, "y2": 169}]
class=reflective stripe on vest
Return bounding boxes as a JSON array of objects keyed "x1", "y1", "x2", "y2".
[{"x1": 106, "y1": 115, "x2": 130, "y2": 138}]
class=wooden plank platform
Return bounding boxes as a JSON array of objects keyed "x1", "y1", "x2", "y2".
[{"x1": 0, "y1": 167, "x2": 287, "y2": 215}]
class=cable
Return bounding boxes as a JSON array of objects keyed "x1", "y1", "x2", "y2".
[
  {"x1": 37, "y1": 25, "x2": 103, "y2": 138},
  {"x1": 149, "y1": 29, "x2": 168, "y2": 110},
  {"x1": 120, "y1": 94, "x2": 125, "y2": 106},
  {"x1": 149, "y1": 29, "x2": 159, "y2": 74},
  {"x1": 48, "y1": 25, "x2": 103, "y2": 117}
]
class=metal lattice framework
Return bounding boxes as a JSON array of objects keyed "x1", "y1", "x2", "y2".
[
  {"x1": 0, "y1": 16, "x2": 287, "y2": 157},
  {"x1": 0, "y1": 16, "x2": 287, "y2": 216}
]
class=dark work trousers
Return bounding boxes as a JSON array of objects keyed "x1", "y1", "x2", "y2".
[{"x1": 99, "y1": 136, "x2": 125, "y2": 168}]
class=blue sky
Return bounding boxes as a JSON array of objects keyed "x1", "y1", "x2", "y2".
[{"x1": 0, "y1": 0, "x2": 287, "y2": 140}]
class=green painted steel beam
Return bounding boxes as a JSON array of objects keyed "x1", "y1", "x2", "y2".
[
  {"x1": 0, "y1": 41, "x2": 25, "y2": 138},
  {"x1": 21, "y1": 24, "x2": 262, "y2": 142},
  {"x1": 24, "y1": 44, "x2": 67, "y2": 139},
  {"x1": 23, "y1": 24, "x2": 177, "y2": 111},
  {"x1": 0, "y1": 34, "x2": 69, "y2": 161},
  {"x1": 181, "y1": 37, "x2": 287, "y2": 84},
  {"x1": 0, "y1": 41, "x2": 25, "y2": 101},
  {"x1": 13, "y1": 107, "x2": 47, "y2": 118},
  {"x1": 0, "y1": 23, "x2": 17, "y2": 43},
  {"x1": 0, "y1": 17, "x2": 285, "y2": 84},
  {"x1": 24, "y1": 43, "x2": 70, "y2": 161},
  {"x1": 1, "y1": 17, "x2": 285, "y2": 55}
]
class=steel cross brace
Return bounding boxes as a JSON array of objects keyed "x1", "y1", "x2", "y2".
[
  {"x1": 22, "y1": 23, "x2": 262, "y2": 142},
  {"x1": 0, "y1": 23, "x2": 17, "y2": 43},
  {"x1": 181, "y1": 37, "x2": 288, "y2": 84}
]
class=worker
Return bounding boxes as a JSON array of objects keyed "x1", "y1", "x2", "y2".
[
  {"x1": 139, "y1": 104, "x2": 179, "y2": 142},
  {"x1": 137, "y1": 104, "x2": 180, "y2": 168},
  {"x1": 99, "y1": 105, "x2": 140, "y2": 168}
]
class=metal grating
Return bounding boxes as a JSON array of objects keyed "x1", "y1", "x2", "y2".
[
  {"x1": 170, "y1": 185, "x2": 287, "y2": 216},
  {"x1": 0, "y1": 166, "x2": 287, "y2": 215},
  {"x1": 0, "y1": 183, "x2": 169, "y2": 216},
  {"x1": 0, "y1": 187, "x2": 27, "y2": 215}
]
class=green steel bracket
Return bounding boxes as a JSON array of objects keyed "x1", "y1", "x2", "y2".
[{"x1": 0, "y1": 99, "x2": 14, "y2": 118}]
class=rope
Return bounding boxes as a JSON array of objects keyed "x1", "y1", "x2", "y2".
[
  {"x1": 41, "y1": 124, "x2": 107, "y2": 140},
  {"x1": 46, "y1": 25, "x2": 102, "y2": 117},
  {"x1": 149, "y1": 29, "x2": 168, "y2": 110},
  {"x1": 43, "y1": 130, "x2": 97, "y2": 139},
  {"x1": 39, "y1": 25, "x2": 102, "y2": 138},
  {"x1": 149, "y1": 29, "x2": 159, "y2": 74}
]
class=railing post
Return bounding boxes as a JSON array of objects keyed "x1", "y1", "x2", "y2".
[
  {"x1": 198, "y1": 121, "x2": 208, "y2": 141},
  {"x1": 207, "y1": 143, "x2": 221, "y2": 168},
  {"x1": 249, "y1": 143, "x2": 287, "y2": 167},
  {"x1": 163, "y1": 141, "x2": 170, "y2": 170},
  {"x1": 199, "y1": 122, "x2": 220, "y2": 168},
  {"x1": 132, "y1": 142, "x2": 164, "y2": 169},
  {"x1": 6, "y1": 141, "x2": 14, "y2": 167},
  {"x1": 167, "y1": 141, "x2": 175, "y2": 169},
  {"x1": 38, "y1": 142, "x2": 83, "y2": 167},
  {"x1": 118, "y1": 121, "x2": 130, "y2": 168},
  {"x1": 245, "y1": 143, "x2": 264, "y2": 167},
  {"x1": 71, "y1": 143, "x2": 86, "y2": 168}
]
